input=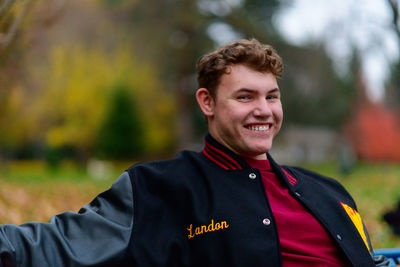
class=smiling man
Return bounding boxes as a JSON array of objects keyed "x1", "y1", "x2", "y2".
[
  {"x1": 196, "y1": 64, "x2": 283, "y2": 159},
  {"x1": 194, "y1": 39, "x2": 378, "y2": 266},
  {"x1": 0, "y1": 39, "x2": 388, "y2": 266}
]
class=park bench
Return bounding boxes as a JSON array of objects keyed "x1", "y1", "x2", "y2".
[{"x1": 375, "y1": 248, "x2": 400, "y2": 266}]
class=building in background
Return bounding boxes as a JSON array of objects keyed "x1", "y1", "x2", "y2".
[{"x1": 345, "y1": 76, "x2": 400, "y2": 162}]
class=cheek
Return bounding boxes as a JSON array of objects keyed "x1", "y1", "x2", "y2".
[
  {"x1": 273, "y1": 105, "x2": 284, "y2": 124},
  {"x1": 278, "y1": 109, "x2": 283, "y2": 121},
  {"x1": 218, "y1": 104, "x2": 244, "y2": 120}
]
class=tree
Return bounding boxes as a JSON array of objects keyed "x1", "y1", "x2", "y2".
[
  {"x1": 0, "y1": 0, "x2": 66, "y2": 54},
  {"x1": 0, "y1": 0, "x2": 32, "y2": 54},
  {"x1": 277, "y1": 43, "x2": 356, "y2": 129},
  {"x1": 1, "y1": 1, "x2": 178, "y2": 160},
  {"x1": 29, "y1": 43, "x2": 175, "y2": 160},
  {"x1": 0, "y1": 0, "x2": 67, "y2": 160},
  {"x1": 0, "y1": 0, "x2": 34, "y2": 155},
  {"x1": 96, "y1": 83, "x2": 144, "y2": 159},
  {"x1": 385, "y1": 0, "x2": 400, "y2": 108},
  {"x1": 109, "y1": 0, "x2": 285, "y2": 149},
  {"x1": 0, "y1": 0, "x2": 364, "y2": 161},
  {"x1": 387, "y1": 0, "x2": 400, "y2": 38}
]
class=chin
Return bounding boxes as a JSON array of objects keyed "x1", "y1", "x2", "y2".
[{"x1": 251, "y1": 143, "x2": 272, "y2": 154}]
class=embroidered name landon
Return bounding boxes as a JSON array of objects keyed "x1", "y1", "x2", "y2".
[{"x1": 187, "y1": 219, "x2": 229, "y2": 239}]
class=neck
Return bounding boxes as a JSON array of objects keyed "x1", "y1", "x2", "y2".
[
  {"x1": 207, "y1": 132, "x2": 268, "y2": 160},
  {"x1": 251, "y1": 153, "x2": 267, "y2": 160}
]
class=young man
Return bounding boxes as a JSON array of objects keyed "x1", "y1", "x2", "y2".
[{"x1": 0, "y1": 39, "x2": 387, "y2": 266}]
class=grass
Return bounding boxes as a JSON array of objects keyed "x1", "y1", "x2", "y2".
[
  {"x1": 0, "y1": 160, "x2": 128, "y2": 224},
  {"x1": 0, "y1": 160, "x2": 400, "y2": 249},
  {"x1": 303, "y1": 161, "x2": 400, "y2": 249}
]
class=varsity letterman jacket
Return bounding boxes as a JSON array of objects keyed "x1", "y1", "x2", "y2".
[{"x1": 0, "y1": 134, "x2": 376, "y2": 266}]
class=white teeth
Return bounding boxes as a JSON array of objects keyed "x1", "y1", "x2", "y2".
[{"x1": 249, "y1": 125, "x2": 270, "y2": 131}]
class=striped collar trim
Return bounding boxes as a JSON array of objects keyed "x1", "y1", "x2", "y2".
[
  {"x1": 202, "y1": 133, "x2": 298, "y2": 186},
  {"x1": 202, "y1": 134, "x2": 246, "y2": 170},
  {"x1": 281, "y1": 168, "x2": 298, "y2": 186},
  {"x1": 267, "y1": 153, "x2": 298, "y2": 186}
]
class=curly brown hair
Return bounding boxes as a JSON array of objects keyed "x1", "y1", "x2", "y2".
[{"x1": 196, "y1": 39, "x2": 283, "y2": 97}]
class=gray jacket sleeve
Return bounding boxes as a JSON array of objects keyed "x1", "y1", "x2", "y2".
[{"x1": 0, "y1": 171, "x2": 134, "y2": 267}]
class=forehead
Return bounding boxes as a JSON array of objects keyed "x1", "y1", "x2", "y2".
[{"x1": 217, "y1": 64, "x2": 278, "y2": 95}]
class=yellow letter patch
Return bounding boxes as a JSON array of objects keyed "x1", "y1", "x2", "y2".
[{"x1": 340, "y1": 202, "x2": 370, "y2": 252}]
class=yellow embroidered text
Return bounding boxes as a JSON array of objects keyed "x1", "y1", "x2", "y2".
[{"x1": 187, "y1": 219, "x2": 229, "y2": 239}]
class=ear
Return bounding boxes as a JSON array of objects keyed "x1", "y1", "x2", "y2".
[{"x1": 196, "y1": 88, "x2": 215, "y2": 117}]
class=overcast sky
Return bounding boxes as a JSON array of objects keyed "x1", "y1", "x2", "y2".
[{"x1": 273, "y1": 0, "x2": 399, "y2": 101}]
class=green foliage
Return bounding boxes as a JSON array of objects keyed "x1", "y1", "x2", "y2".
[
  {"x1": 126, "y1": 0, "x2": 288, "y2": 145},
  {"x1": 26, "y1": 43, "x2": 176, "y2": 159},
  {"x1": 0, "y1": 0, "x2": 377, "y2": 159},
  {"x1": 0, "y1": 85, "x2": 34, "y2": 154},
  {"x1": 302, "y1": 161, "x2": 400, "y2": 249},
  {"x1": 96, "y1": 83, "x2": 144, "y2": 159},
  {"x1": 44, "y1": 146, "x2": 76, "y2": 168}
]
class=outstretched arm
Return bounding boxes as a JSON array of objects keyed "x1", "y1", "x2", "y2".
[{"x1": 0, "y1": 172, "x2": 134, "y2": 267}]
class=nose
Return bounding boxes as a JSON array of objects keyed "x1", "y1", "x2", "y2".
[{"x1": 253, "y1": 99, "x2": 272, "y2": 117}]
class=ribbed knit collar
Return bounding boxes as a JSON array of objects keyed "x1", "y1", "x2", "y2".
[
  {"x1": 242, "y1": 157, "x2": 272, "y2": 171},
  {"x1": 202, "y1": 133, "x2": 274, "y2": 171},
  {"x1": 202, "y1": 133, "x2": 298, "y2": 186},
  {"x1": 202, "y1": 133, "x2": 247, "y2": 170}
]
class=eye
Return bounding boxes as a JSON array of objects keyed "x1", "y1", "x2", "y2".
[
  {"x1": 266, "y1": 94, "x2": 279, "y2": 100},
  {"x1": 237, "y1": 95, "x2": 252, "y2": 101}
]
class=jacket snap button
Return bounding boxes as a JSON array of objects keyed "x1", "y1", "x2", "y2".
[
  {"x1": 249, "y1": 173, "x2": 257, "y2": 179},
  {"x1": 263, "y1": 218, "x2": 271, "y2": 225}
]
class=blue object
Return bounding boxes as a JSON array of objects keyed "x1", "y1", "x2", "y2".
[{"x1": 374, "y1": 248, "x2": 400, "y2": 266}]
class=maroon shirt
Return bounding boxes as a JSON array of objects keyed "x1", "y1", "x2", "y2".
[{"x1": 244, "y1": 157, "x2": 350, "y2": 266}]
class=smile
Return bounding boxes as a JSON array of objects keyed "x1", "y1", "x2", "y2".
[{"x1": 246, "y1": 125, "x2": 270, "y2": 131}]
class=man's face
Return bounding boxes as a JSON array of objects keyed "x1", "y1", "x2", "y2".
[{"x1": 206, "y1": 64, "x2": 283, "y2": 159}]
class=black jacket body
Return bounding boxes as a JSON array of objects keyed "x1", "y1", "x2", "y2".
[{"x1": 0, "y1": 134, "x2": 375, "y2": 266}]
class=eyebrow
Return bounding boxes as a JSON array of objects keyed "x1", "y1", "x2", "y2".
[
  {"x1": 269, "y1": 88, "x2": 280, "y2": 94},
  {"x1": 236, "y1": 87, "x2": 280, "y2": 93}
]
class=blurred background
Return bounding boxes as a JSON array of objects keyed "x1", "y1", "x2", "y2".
[{"x1": 0, "y1": 0, "x2": 400, "y2": 249}]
